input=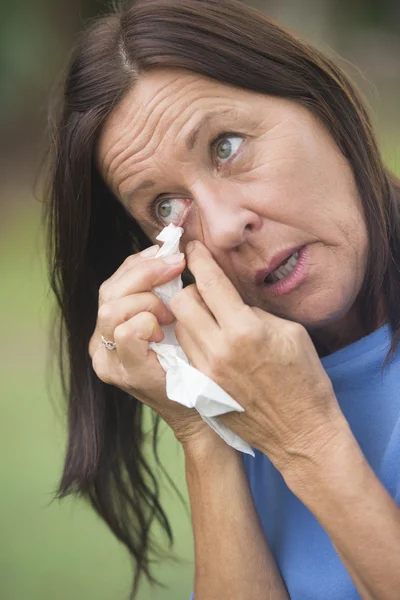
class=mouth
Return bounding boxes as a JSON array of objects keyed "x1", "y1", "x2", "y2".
[{"x1": 255, "y1": 244, "x2": 310, "y2": 296}]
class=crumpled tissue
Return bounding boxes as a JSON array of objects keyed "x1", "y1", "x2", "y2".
[{"x1": 149, "y1": 223, "x2": 254, "y2": 456}]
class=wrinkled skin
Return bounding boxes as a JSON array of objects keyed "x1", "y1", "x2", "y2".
[
  {"x1": 97, "y1": 68, "x2": 370, "y2": 351},
  {"x1": 91, "y1": 68, "x2": 378, "y2": 460}
]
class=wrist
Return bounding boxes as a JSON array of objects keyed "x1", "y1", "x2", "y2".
[
  {"x1": 183, "y1": 433, "x2": 245, "y2": 494},
  {"x1": 280, "y1": 413, "x2": 355, "y2": 497},
  {"x1": 181, "y1": 428, "x2": 240, "y2": 465}
]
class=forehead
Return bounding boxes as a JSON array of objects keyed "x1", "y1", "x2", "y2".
[{"x1": 96, "y1": 68, "x2": 256, "y2": 171}]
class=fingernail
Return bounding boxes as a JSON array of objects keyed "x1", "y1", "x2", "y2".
[
  {"x1": 186, "y1": 241, "x2": 196, "y2": 253},
  {"x1": 140, "y1": 245, "x2": 159, "y2": 257},
  {"x1": 163, "y1": 253, "x2": 185, "y2": 264}
]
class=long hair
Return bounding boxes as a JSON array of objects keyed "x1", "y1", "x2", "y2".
[{"x1": 44, "y1": 0, "x2": 400, "y2": 595}]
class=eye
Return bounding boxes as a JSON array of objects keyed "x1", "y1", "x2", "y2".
[
  {"x1": 153, "y1": 197, "x2": 190, "y2": 226},
  {"x1": 147, "y1": 133, "x2": 244, "y2": 228},
  {"x1": 213, "y1": 134, "x2": 244, "y2": 165}
]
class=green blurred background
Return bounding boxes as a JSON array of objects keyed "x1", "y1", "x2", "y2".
[{"x1": 0, "y1": 1, "x2": 399, "y2": 599}]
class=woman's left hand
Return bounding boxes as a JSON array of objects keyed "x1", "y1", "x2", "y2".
[{"x1": 170, "y1": 241, "x2": 347, "y2": 476}]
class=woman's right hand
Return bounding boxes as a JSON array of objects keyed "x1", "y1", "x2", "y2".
[{"x1": 88, "y1": 245, "x2": 215, "y2": 445}]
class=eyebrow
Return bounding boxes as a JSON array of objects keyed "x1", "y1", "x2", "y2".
[
  {"x1": 126, "y1": 108, "x2": 238, "y2": 202},
  {"x1": 186, "y1": 108, "x2": 234, "y2": 150}
]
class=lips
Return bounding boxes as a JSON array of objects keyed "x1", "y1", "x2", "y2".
[{"x1": 255, "y1": 245, "x2": 305, "y2": 285}]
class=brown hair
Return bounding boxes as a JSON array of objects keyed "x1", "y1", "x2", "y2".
[{"x1": 44, "y1": 0, "x2": 400, "y2": 596}]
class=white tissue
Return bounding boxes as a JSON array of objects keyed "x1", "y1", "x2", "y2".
[{"x1": 149, "y1": 224, "x2": 254, "y2": 457}]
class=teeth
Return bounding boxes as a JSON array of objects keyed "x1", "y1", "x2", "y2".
[
  {"x1": 265, "y1": 251, "x2": 299, "y2": 283},
  {"x1": 287, "y1": 253, "x2": 299, "y2": 267}
]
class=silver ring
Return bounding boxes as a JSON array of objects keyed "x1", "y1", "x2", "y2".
[{"x1": 101, "y1": 335, "x2": 117, "y2": 351}]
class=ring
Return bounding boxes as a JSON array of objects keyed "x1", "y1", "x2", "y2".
[{"x1": 101, "y1": 335, "x2": 117, "y2": 351}]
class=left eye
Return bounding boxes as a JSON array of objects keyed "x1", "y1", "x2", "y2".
[
  {"x1": 214, "y1": 135, "x2": 243, "y2": 163},
  {"x1": 155, "y1": 197, "x2": 189, "y2": 226}
]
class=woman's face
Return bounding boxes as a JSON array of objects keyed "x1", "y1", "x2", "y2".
[{"x1": 97, "y1": 68, "x2": 369, "y2": 342}]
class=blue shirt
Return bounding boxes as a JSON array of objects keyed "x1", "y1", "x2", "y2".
[{"x1": 190, "y1": 324, "x2": 400, "y2": 599}]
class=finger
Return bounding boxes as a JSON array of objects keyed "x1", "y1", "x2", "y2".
[
  {"x1": 107, "y1": 245, "x2": 160, "y2": 287},
  {"x1": 97, "y1": 292, "x2": 175, "y2": 341},
  {"x1": 170, "y1": 284, "x2": 219, "y2": 341},
  {"x1": 175, "y1": 319, "x2": 210, "y2": 373},
  {"x1": 114, "y1": 312, "x2": 164, "y2": 366},
  {"x1": 99, "y1": 254, "x2": 186, "y2": 305},
  {"x1": 185, "y1": 241, "x2": 245, "y2": 327},
  {"x1": 91, "y1": 345, "x2": 121, "y2": 386}
]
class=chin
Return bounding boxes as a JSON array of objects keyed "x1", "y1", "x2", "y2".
[{"x1": 266, "y1": 295, "x2": 355, "y2": 332}]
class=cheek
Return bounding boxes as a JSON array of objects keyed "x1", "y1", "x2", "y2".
[
  {"x1": 260, "y1": 127, "x2": 333, "y2": 198},
  {"x1": 242, "y1": 155, "x2": 313, "y2": 216},
  {"x1": 246, "y1": 144, "x2": 360, "y2": 249},
  {"x1": 132, "y1": 218, "x2": 158, "y2": 245},
  {"x1": 250, "y1": 134, "x2": 315, "y2": 198}
]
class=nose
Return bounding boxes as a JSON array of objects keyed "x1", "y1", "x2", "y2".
[{"x1": 194, "y1": 183, "x2": 262, "y2": 251}]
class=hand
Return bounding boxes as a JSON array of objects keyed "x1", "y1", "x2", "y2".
[
  {"x1": 88, "y1": 246, "x2": 211, "y2": 442},
  {"x1": 170, "y1": 241, "x2": 347, "y2": 475}
]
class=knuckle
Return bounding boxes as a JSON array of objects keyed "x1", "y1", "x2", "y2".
[
  {"x1": 114, "y1": 322, "x2": 131, "y2": 345},
  {"x1": 124, "y1": 254, "x2": 139, "y2": 268},
  {"x1": 230, "y1": 327, "x2": 252, "y2": 348},
  {"x1": 286, "y1": 321, "x2": 306, "y2": 341},
  {"x1": 136, "y1": 311, "x2": 158, "y2": 328},
  {"x1": 280, "y1": 322, "x2": 307, "y2": 363},
  {"x1": 242, "y1": 304, "x2": 259, "y2": 324},
  {"x1": 92, "y1": 353, "x2": 113, "y2": 385},
  {"x1": 98, "y1": 281, "x2": 111, "y2": 305},
  {"x1": 114, "y1": 312, "x2": 156, "y2": 343},
  {"x1": 140, "y1": 313, "x2": 159, "y2": 339},
  {"x1": 229, "y1": 308, "x2": 259, "y2": 344},
  {"x1": 97, "y1": 302, "x2": 113, "y2": 324}
]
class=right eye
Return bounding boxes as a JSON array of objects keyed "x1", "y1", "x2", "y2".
[{"x1": 154, "y1": 197, "x2": 191, "y2": 226}]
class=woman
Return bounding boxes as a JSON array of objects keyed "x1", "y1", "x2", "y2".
[{"x1": 45, "y1": 0, "x2": 400, "y2": 598}]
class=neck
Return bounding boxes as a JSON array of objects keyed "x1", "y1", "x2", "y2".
[{"x1": 308, "y1": 297, "x2": 387, "y2": 358}]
